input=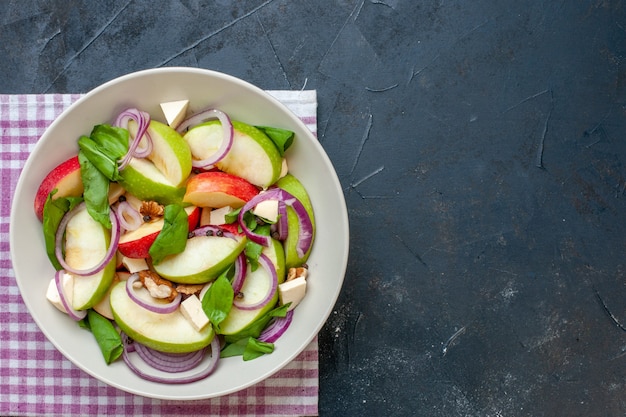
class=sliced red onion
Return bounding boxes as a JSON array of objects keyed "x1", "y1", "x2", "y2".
[
  {"x1": 258, "y1": 309, "x2": 294, "y2": 343},
  {"x1": 54, "y1": 203, "x2": 120, "y2": 276},
  {"x1": 275, "y1": 201, "x2": 288, "y2": 240},
  {"x1": 230, "y1": 252, "x2": 247, "y2": 294},
  {"x1": 233, "y1": 253, "x2": 277, "y2": 311},
  {"x1": 176, "y1": 108, "x2": 233, "y2": 169},
  {"x1": 114, "y1": 200, "x2": 142, "y2": 231},
  {"x1": 191, "y1": 225, "x2": 237, "y2": 240},
  {"x1": 53, "y1": 270, "x2": 87, "y2": 321},
  {"x1": 238, "y1": 188, "x2": 313, "y2": 257},
  {"x1": 121, "y1": 332, "x2": 221, "y2": 384},
  {"x1": 134, "y1": 342, "x2": 204, "y2": 372},
  {"x1": 115, "y1": 108, "x2": 152, "y2": 171},
  {"x1": 125, "y1": 273, "x2": 182, "y2": 314}
]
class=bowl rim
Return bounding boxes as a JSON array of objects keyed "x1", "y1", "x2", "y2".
[{"x1": 9, "y1": 67, "x2": 350, "y2": 399}]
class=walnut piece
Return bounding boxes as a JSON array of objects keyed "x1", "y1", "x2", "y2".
[
  {"x1": 287, "y1": 267, "x2": 308, "y2": 282},
  {"x1": 176, "y1": 284, "x2": 205, "y2": 296},
  {"x1": 137, "y1": 270, "x2": 178, "y2": 301},
  {"x1": 140, "y1": 200, "x2": 164, "y2": 221}
]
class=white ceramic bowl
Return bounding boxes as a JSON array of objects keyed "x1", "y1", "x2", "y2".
[{"x1": 10, "y1": 67, "x2": 349, "y2": 399}]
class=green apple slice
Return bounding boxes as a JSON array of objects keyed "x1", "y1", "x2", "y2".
[
  {"x1": 63, "y1": 205, "x2": 116, "y2": 310},
  {"x1": 275, "y1": 174, "x2": 316, "y2": 268},
  {"x1": 119, "y1": 120, "x2": 192, "y2": 205},
  {"x1": 184, "y1": 120, "x2": 282, "y2": 188},
  {"x1": 153, "y1": 234, "x2": 247, "y2": 284},
  {"x1": 219, "y1": 238, "x2": 285, "y2": 335},
  {"x1": 109, "y1": 281, "x2": 215, "y2": 353}
]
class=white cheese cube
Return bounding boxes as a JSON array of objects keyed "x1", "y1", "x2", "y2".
[
  {"x1": 209, "y1": 205, "x2": 233, "y2": 225},
  {"x1": 46, "y1": 274, "x2": 73, "y2": 314},
  {"x1": 122, "y1": 256, "x2": 149, "y2": 273},
  {"x1": 159, "y1": 99, "x2": 189, "y2": 129},
  {"x1": 180, "y1": 294, "x2": 210, "y2": 332},
  {"x1": 278, "y1": 276, "x2": 307, "y2": 311},
  {"x1": 46, "y1": 278, "x2": 66, "y2": 313},
  {"x1": 253, "y1": 199, "x2": 279, "y2": 223}
]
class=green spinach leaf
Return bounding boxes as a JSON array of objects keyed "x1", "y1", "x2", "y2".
[
  {"x1": 220, "y1": 337, "x2": 274, "y2": 361},
  {"x1": 201, "y1": 271, "x2": 234, "y2": 330},
  {"x1": 42, "y1": 191, "x2": 83, "y2": 270},
  {"x1": 86, "y1": 309, "x2": 123, "y2": 365},
  {"x1": 255, "y1": 126, "x2": 294, "y2": 156},
  {"x1": 78, "y1": 150, "x2": 111, "y2": 229},
  {"x1": 77, "y1": 124, "x2": 129, "y2": 182},
  {"x1": 149, "y1": 204, "x2": 189, "y2": 265},
  {"x1": 245, "y1": 224, "x2": 270, "y2": 272}
]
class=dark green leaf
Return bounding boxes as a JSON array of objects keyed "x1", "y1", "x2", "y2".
[
  {"x1": 255, "y1": 126, "x2": 294, "y2": 156},
  {"x1": 201, "y1": 271, "x2": 234, "y2": 329},
  {"x1": 220, "y1": 337, "x2": 248, "y2": 358},
  {"x1": 220, "y1": 337, "x2": 274, "y2": 361},
  {"x1": 86, "y1": 310, "x2": 123, "y2": 365},
  {"x1": 90, "y1": 124, "x2": 129, "y2": 159},
  {"x1": 77, "y1": 125, "x2": 129, "y2": 182},
  {"x1": 243, "y1": 210, "x2": 259, "y2": 231},
  {"x1": 78, "y1": 136, "x2": 120, "y2": 182},
  {"x1": 77, "y1": 318, "x2": 90, "y2": 330},
  {"x1": 149, "y1": 204, "x2": 188, "y2": 265},
  {"x1": 78, "y1": 151, "x2": 111, "y2": 229},
  {"x1": 224, "y1": 208, "x2": 241, "y2": 224},
  {"x1": 42, "y1": 191, "x2": 83, "y2": 270},
  {"x1": 244, "y1": 224, "x2": 270, "y2": 272},
  {"x1": 243, "y1": 337, "x2": 274, "y2": 361}
]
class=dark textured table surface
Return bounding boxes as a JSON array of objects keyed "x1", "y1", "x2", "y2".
[{"x1": 3, "y1": 1, "x2": 626, "y2": 416}]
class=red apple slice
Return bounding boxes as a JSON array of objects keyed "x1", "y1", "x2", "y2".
[
  {"x1": 117, "y1": 206, "x2": 200, "y2": 258},
  {"x1": 34, "y1": 155, "x2": 84, "y2": 221},
  {"x1": 183, "y1": 171, "x2": 259, "y2": 209}
]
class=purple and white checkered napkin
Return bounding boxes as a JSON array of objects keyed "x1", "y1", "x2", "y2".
[{"x1": 0, "y1": 92, "x2": 319, "y2": 416}]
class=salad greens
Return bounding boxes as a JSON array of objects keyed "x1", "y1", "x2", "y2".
[
  {"x1": 77, "y1": 124, "x2": 129, "y2": 229},
  {"x1": 255, "y1": 126, "x2": 294, "y2": 156},
  {"x1": 83, "y1": 310, "x2": 123, "y2": 365},
  {"x1": 42, "y1": 192, "x2": 83, "y2": 270},
  {"x1": 41, "y1": 102, "x2": 312, "y2": 383},
  {"x1": 220, "y1": 337, "x2": 274, "y2": 361},
  {"x1": 78, "y1": 151, "x2": 111, "y2": 229},
  {"x1": 148, "y1": 204, "x2": 189, "y2": 265},
  {"x1": 201, "y1": 271, "x2": 234, "y2": 330}
]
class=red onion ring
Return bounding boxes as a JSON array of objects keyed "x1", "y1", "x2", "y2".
[
  {"x1": 232, "y1": 253, "x2": 277, "y2": 311},
  {"x1": 258, "y1": 309, "x2": 294, "y2": 343},
  {"x1": 230, "y1": 252, "x2": 247, "y2": 294},
  {"x1": 238, "y1": 188, "x2": 313, "y2": 257},
  {"x1": 125, "y1": 273, "x2": 182, "y2": 314},
  {"x1": 54, "y1": 203, "x2": 120, "y2": 277},
  {"x1": 134, "y1": 342, "x2": 204, "y2": 372},
  {"x1": 176, "y1": 108, "x2": 234, "y2": 169},
  {"x1": 115, "y1": 108, "x2": 153, "y2": 170},
  {"x1": 121, "y1": 333, "x2": 221, "y2": 384},
  {"x1": 114, "y1": 200, "x2": 142, "y2": 231},
  {"x1": 53, "y1": 270, "x2": 87, "y2": 321},
  {"x1": 275, "y1": 201, "x2": 288, "y2": 240}
]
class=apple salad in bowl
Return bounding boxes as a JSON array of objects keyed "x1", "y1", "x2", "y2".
[
  {"x1": 34, "y1": 99, "x2": 317, "y2": 383},
  {"x1": 11, "y1": 68, "x2": 348, "y2": 399}
]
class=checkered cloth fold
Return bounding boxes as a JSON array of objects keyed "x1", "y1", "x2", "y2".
[{"x1": 0, "y1": 92, "x2": 319, "y2": 417}]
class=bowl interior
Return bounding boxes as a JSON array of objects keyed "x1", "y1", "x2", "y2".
[{"x1": 10, "y1": 67, "x2": 348, "y2": 399}]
